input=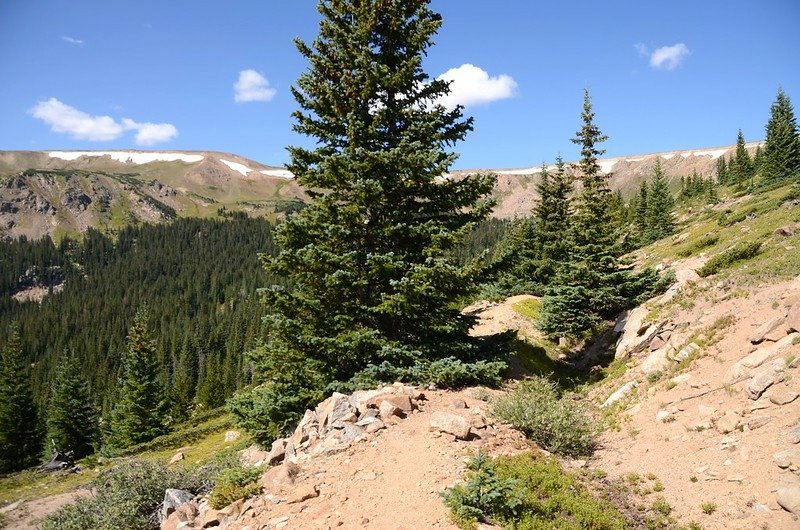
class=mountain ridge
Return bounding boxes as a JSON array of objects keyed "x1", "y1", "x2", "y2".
[{"x1": 0, "y1": 142, "x2": 760, "y2": 239}]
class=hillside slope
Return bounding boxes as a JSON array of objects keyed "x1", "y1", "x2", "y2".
[{"x1": 0, "y1": 151, "x2": 306, "y2": 240}]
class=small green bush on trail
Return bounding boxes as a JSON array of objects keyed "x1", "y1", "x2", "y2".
[
  {"x1": 677, "y1": 234, "x2": 719, "y2": 257},
  {"x1": 492, "y1": 376, "x2": 596, "y2": 457},
  {"x1": 442, "y1": 451, "x2": 630, "y2": 530},
  {"x1": 696, "y1": 241, "x2": 762, "y2": 277},
  {"x1": 209, "y1": 465, "x2": 262, "y2": 509}
]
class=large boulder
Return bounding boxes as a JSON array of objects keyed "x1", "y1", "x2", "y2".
[
  {"x1": 430, "y1": 411, "x2": 471, "y2": 440},
  {"x1": 749, "y1": 316, "x2": 786, "y2": 344},
  {"x1": 159, "y1": 489, "x2": 194, "y2": 523},
  {"x1": 777, "y1": 486, "x2": 800, "y2": 516}
]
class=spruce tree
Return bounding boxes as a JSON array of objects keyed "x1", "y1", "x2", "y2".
[
  {"x1": 732, "y1": 129, "x2": 753, "y2": 189},
  {"x1": 761, "y1": 88, "x2": 800, "y2": 185},
  {"x1": 107, "y1": 309, "x2": 167, "y2": 450},
  {"x1": 234, "y1": 0, "x2": 496, "y2": 437},
  {"x1": 634, "y1": 180, "x2": 649, "y2": 232},
  {"x1": 46, "y1": 351, "x2": 99, "y2": 459},
  {"x1": 645, "y1": 159, "x2": 675, "y2": 242},
  {"x1": 539, "y1": 90, "x2": 629, "y2": 337},
  {"x1": 0, "y1": 324, "x2": 41, "y2": 472},
  {"x1": 716, "y1": 156, "x2": 728, "y2": 185}
]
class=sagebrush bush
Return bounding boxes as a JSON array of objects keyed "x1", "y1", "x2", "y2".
[
  {"x1": 209, "y1": 466, "x2": 262, "y2": 509},
  {"x1": 492, "y1": 377, "x2": 596, "y2": 457},
  {"x1": 696, "y1": 241, "x2": 762, "y2": 277},
  {"x1": 442, "y1": 452, "x2": 629, "y2": 530},
  {"x1": 42, "y1": 454, "x2": 241, "y2": 530}
]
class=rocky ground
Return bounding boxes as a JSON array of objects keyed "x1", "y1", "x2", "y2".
[
  {"x1": 592, "y1": 266, "x2": 800, "y2": 530},
  {"x1": 162, "y1": 385, "x2": 531, "y2": 530}
]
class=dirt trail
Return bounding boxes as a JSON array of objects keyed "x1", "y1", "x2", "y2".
[{"x1": 228, "y1": 388, "x2": 531, "y2": 530}]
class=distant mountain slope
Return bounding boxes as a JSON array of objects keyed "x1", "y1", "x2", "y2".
[
  {"x1": 456, "y1": 141, "x2": 763, "y2": 218},
  {"x1": 0, "y1": 150, "x2": 306, "y2": 239},
  {"x1": 0, "y1": 143, "x2": 762, "y2": 238}
]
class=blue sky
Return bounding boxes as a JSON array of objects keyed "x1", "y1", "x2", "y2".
[{"x1": 1, "y1": 1, "x2": 798, "y2": 169}]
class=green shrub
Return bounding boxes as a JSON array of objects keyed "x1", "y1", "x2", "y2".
[
  {"x1": 492, "y1": 377, "x2": 596, "y2": 457},
  {"x1": 333, "y1": 357, "x2": 507, "y2": 393},
  {"x1": 442, "y1": 452, "x2": 630, "y2": 529},
  {"x1": 697, "y1": 241, "x2": 762, "y2": 277},
  {"x1": 228, "y1": 382, "x2": 319, "y2": 446},
  {"x1": 700, "y1": 501, "x2": 717, "y2": 515},
  {"x1": 440, "y1": 452, "x2": 523, "y2": 528},
  {"x1": 41, "y1": 460, "x2": 212, "y2": 530},
  {"x1": 209, "y1": 466, "x2": 262, "y2": 509},
  {"x1": 677, "y1": 234, "x2": 719, "y2": 257}
]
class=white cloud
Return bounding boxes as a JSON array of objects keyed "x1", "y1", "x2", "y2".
[
  {"x1": 30, "y1": 98, "x2": 123, "y2": 141},
  {"x1": 29, "y1": 98, "x2": 177, "y2": 145},
  {"x1": 648, "y1": 43, "x2": 691, "y2": 70},
  {"x1": 122, "y1": 119, "x2": 178, "y2": 146},
  {"x1": 436, "y1": 64, "x2": 517, "y2": 109},
  {"x1": 60, "y1": 35, "x2": 84, "y2": 46},
  {"x1": 234, "y1": 69, "x2": 276, "y2": 102}
]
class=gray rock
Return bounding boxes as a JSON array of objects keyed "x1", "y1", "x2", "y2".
[
  {"x1": 747, "y1": 362, "x2": 786, "y2": 400},
  {"x1": 746, "y1": 415, "x2": 771, "y2": 430},
  {"x1": 450, "y1": 398, "x2": 468, "y2": 409},
  {"x1": 224, "y1": 430, "x2": 241, "y2": 442},
  {"x1": 267, "y1": 438, "x2": 287, "y2": 465},
  {"x1": 790, "y1": 425, "x2": 800, "y2": 445},
  {"x1": 338, "y1": 424, "x2": 366, "y2": 443},
  {"x1": 316, "y1": 392, "x2": 354, "y2": 429},
  {"x1": 715, "y1": 411, "x2": 740, "y2": 434},
  {"x1": 774, "y1": 449, "x2": 798, "y2": 469},
  {"x1": 241, "y1": 444, "x2": 270, "y2": 467},
  {"x1": 769, "y1": 388, "x2": 799, "y2": 405},
  {"x1": 601, "y1": 381, "x2": 638, "y2": 408},
  {"x1": 673, "y1": 342, "x2": 700, "y2": 362},
  {"x1": 777, "y1": 486, "x2": 800, "y2": 515},
  {"x1": 379, "y1": 400, "x2": 403, "y2": 420},
  {"x1": 430, "y1": 411, "x2": 472, "y2": 440},
  {"x1": 364, "y1": 419, "x2": 385, "y2": 434},
  {"x1": 788, "y1": 301, "x2": 800, "y2": 333},
  {"x1": 749, "y1": 316, "x2": 786, "y2": 344},
  {"x1": 160, "y1": 488, "x2": 194, "y2": 523}
]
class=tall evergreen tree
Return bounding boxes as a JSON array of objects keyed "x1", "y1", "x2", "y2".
[
  {"x1": 732, "y1": 129, "x2": 753, "y2": 188},
  {"x1": 233, "y1": 0, "x2": 496, "y2": 437},
  {"x1": 539, "y1": 90, "x2": 629, "y2": 337},
  {"x1": 0, "y1": 324, "x2": 41, "y2": 472},
  {"x1": 107, "y1": 309, "x2": 168, "y2": 450},
  {"x1": 634, "y1": 180, "x2": 649, "y2": 231},
  {"x1": 761, "y1": 88, "x2": 800, "y2": 185},
  {"x1": 716, "y1": 156, "x2": 728, "y2": 185},
  {"x1": 645, "y1": 159, "x2": 676, "y2": 242},
  {"x1": 46, "y1": 351, "x2": 99, "y2": 459},
  {"x1": 524, "y1": 155, "x2": 573, "y2": 289}
]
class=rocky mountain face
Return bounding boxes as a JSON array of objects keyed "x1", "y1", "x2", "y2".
[
  {"x1": 0, "y1": 151, "x2": 306, "y2": 240},
  {"x1": 0, "y1": 143, "x2": 759, "y2": 239}
]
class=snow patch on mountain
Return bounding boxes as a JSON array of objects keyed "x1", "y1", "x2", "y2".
[
  {"x1": 48, "y1": 151, "x2": 204, "y2": 164},
  {"x1": 260, "y1": 169, "x2": 294, "y2": 179},
  {"x1": 219, "y1": 159, "x2": 253, "y2": 176}
]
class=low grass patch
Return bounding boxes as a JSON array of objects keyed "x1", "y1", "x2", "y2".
[{"x1": 512, "y1": 297, "x2": 542, "y2": 321}]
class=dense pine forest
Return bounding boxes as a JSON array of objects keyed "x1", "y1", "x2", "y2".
[{"x1": 0, "y1": 214, "x2": 278, "y2": 420}]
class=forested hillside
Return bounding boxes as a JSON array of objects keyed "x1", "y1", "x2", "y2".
[{"x1": 0, "y1": 214, "x2": 278, "y2": 420}]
